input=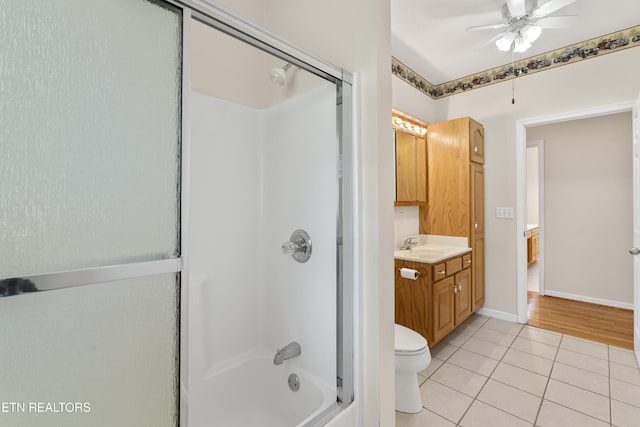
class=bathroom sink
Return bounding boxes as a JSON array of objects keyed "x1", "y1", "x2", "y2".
[
  {"x1": 394, "y1": 245, "x2": 470, "y2": 263},
  {"x1": 407, "y1": 249, "x2": 445, "y2": 258}
]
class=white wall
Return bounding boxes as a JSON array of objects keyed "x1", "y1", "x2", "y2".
[
  {"x1": 528, "y1": 113, "x2": 633, "y2": 307},
  {"x1": 526, "y1": 146, "x2": 539, "y2": 225},
  {"x1": 427, "y1": 47, "x2": 640, "y2": 317}
]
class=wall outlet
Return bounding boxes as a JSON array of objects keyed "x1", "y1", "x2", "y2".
[{"x1": 496, "y1": 207, "x2": 514, "y2": 219}]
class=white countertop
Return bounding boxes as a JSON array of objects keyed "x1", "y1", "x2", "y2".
[
  {"x1": 527, "y1": 223, "x2": 539, "y2": 231},
  {"x1": 394, "y1": 234, "x2": 471, "y2": 264}
]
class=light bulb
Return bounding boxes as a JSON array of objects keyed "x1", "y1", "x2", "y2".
[
  {"x1": 513, "y1": 36, "x2": 532, "y2": 53},
  {"x1": 523, "y1": 25, "x2": 541, "y2": 43},
  {"x1": 496, "y1": 32, "x2": 515, "y2": 52}
]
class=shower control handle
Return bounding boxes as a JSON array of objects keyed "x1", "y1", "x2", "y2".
[{"x1": 281, "y1": 229, "x2": 312, "y2": 263}]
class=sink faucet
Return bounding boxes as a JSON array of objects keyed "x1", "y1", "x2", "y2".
[
  {"x1": 273, "y1": 341, "x2": 301, "y2": 365},
  {"x1": 400, "y1": 237, "x2": 417, "y2": 250}
]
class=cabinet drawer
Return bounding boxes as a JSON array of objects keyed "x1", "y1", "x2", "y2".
[
  {"x1": 446, "y1": 257, "x2": 462, "y2": 275},
  {"x1": 462, "y1": 253, "x2": 472, "y2": 268},
  {"x1": 432, "y1": 263, "x2": 447, "y2": 280}
]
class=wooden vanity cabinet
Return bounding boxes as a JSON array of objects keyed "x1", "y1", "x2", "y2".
[
  {"x1": 395, "y1": 130, "x2": 426, "y2": 206},
  {"x1": 421, "y1": 117, "x2": 485, "y2": 312},
  {"x1": 527, "y1": 227, "x2": 539, "y2": 264},
  {"x1": 395, "y1": 252, "x2": 472, "y2": 347}
]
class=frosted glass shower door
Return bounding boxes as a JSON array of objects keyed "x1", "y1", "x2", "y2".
[{"x1": 0, "y1": 1, "x2": 183, "y2": 426}]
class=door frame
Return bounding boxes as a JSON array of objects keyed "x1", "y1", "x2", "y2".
[
  {"x1": 525, "y1": 139, "x2": 545, "y2": 296},
  {"x1": 515, "y1": 101, "x2": 634, "y2": 325}
]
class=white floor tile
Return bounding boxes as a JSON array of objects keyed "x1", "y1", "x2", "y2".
[
  {"x1": 555, "y1": 348, "x2": 609, "y2": 376},
  {"x1": 536, "y1": 400, "x2": 609, "y2": 427},
  {"x1": 472, "y1": 327, "x2": 518, "y2": 347},
  {"x1": 611, "y1": 399, "x2": 640, "y2": 427},
  {"x1": 448, "y1": 348, "x2": 499, "y2": 377},
  {"x1": 431, "y1": 343, "x2": 458, "y2": 361},
  {"x1": 610, "y1": 360, "x2": 640, "y2": 387},
  {"x1": 431, "y1": 362, "x2": 488, "y2": 397},
  {"x1": 477, "y1": 379, "x2": 541, "y2": 422},
  {"x1": 544, "y1": 379, "x2": 610, "y2": 422},
  {"x1": 482, "y1": 317, "x2": 523, "y2": 336},
  {"x1": 459, "y1": 400, "x2": 532, "y2": 427},
  {"x1": 419, "y1": 379, "x2": 473, "y2": 423},
  {"x1": 419, "y1": 357, "x2": 444, "y2": 378},
  {"x1": 611, "y1": 378, "x2": 640, "y2": 408},
  {"x1": 491, "y1": 362, "x2": 549, "y2": 396},
  {"x1": 396, "y1": 408, "x2": 456, "y2": 427},
  {"x1": 442, "y1": 330, "x2": 472, "y2": 348},
  {"x1": 610, "y1": 346, "x2": 639, "y2": 369},
  {"x1": 550, "y1": 362, "x2": 609, "y2": 396},
  {"x1": 560, "y1": 335, "x2": 609, "y2": 360},
  {"x1": 461, "y1": 337, "x2": 509, "y2": 360},
  {"x1": 511, "y1": 336, "x2": 559, "y2": 360},
  {"x1": 519, "y1": 326, "x2": 562, "y2": 347},
  {"x1": 502, "y1": 348, "x2": 554, "y2": 376}
]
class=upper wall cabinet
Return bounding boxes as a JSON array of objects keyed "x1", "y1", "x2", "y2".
[
  {"x1": 395, "y1": 130, "x2": 426, "y2": 205},
  {"x1": 393, "y1": 110, "x2": 428, "y2": 206},
  {"x1": 470, "y1": 119, "x2": 484, "y2": 164}
]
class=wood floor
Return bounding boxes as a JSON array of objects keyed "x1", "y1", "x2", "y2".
[{"x1": 528, "y1": 291, "x2": 634, "y2": 349}]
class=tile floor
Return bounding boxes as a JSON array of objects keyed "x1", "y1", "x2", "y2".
[{"x1": 396, "y1": 314, "x2": 640, "y2": 427}]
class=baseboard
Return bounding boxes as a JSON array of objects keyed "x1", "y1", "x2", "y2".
[
  {"x1": 476, "y1": 307, "x2": 519, "y2": 323},
  {"x1": 543, "y1": 290, "x2": 634, "y2": 310}
]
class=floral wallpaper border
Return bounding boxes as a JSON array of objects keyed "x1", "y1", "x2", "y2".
[{"x1": 392, "y1": 25, "x2": 640, "y2": 99}]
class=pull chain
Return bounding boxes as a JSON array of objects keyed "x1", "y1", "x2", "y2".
[{"x1": 511, "y1": 50, "x2": 516, "y2": 104}]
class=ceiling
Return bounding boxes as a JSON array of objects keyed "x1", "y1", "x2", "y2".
[{"x1": 391, "y1": 0, "x2": 640, "y2": 86}]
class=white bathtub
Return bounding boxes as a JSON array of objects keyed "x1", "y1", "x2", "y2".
[{"x1": 189, "y1": 349, "x2": 336, "y2": 427}]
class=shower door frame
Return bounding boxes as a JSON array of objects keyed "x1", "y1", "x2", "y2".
[{"x1": 172, "y1": 0, "x2": 356, "y2": 425}]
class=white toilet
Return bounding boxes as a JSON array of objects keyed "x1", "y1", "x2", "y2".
[{"x1": 394, "y1": 323, "x2": 432, "y2": 413}]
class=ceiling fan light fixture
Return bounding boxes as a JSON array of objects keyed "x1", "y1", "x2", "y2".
[
  {"x1": 523, "y1": 24, "x2": 542, "y2": 43},
  {"x1": 513, "y1": 35, "x2": 532, "y2": 53},
  {"x1": 496, "y1": 32, "x2": 515, "y2": 51}
]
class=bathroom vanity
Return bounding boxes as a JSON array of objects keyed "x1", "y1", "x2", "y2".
[{"x1": 394, "y1": 236, "x2": 472, "y2": 347}]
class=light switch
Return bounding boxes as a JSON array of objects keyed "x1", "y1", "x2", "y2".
[{"x1": 496, "y1": 207, "x2": 514, "y2": 219}]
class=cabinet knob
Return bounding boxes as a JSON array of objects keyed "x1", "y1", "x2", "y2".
[
  {"x1": 438, "y1": 270, "x2": 445, "y2": 275},
  {"x1": 474, "y1": 222, "x2": 478, "y2": 229},
  {"x1": 453, "y1": 284, "x2": 458, "y2": 293}
]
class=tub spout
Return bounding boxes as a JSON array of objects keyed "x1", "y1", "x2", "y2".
[{"x1": 273, "y1": 341, "x2": 301, "y2": 365}]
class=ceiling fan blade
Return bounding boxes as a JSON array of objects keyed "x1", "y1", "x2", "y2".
[
  {"x1": 466, "y1": 22, "x2": 509, "y2": 31},
  {"x1": 474, "y1": 31, "x2": 509, "y2": 50},
  {"x1": 506, "y1": 0, "x2": 527, "y2": 17},
  {"x1": 535, "y1": 15, "x2": 578, "y2": 29},
  {"x1": 532, "y1": 0, "x2": 576, "y2": 18}
]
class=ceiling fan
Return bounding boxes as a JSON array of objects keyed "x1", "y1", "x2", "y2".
[{"x1": 468, "y1": 0, "x2": 578, "y2": 53}]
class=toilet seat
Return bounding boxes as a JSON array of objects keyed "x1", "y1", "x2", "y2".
[{"x1": 395, "y1": 323, "x2": 428, "y2": 354}]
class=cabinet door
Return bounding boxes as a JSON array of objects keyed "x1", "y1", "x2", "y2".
[
  {"x1": 432, "y1": 277, "x2": 455, "y2": 343},
  {"x1": 470, "y1": 119, "x2": 484, "y2": 164},
  {"x1": 395, "y1": 131, "x2": 426, "y2": 204},
  {"x1": 395, "y1": 131, "x2": 417, "y2": 202},
  {"x1": 472, "y1": 234, "x2": 485, "y2": 311},
  {"x1": 471, "y1": 163, "x2": 485, "y2": 235},
  {"x1": 454, "y1": 268, "x2": 472, "y2": 325}
]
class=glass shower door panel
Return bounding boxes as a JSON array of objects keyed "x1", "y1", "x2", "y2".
[
  {"x1": 0, "y1": 0, "x2": 182, "y2": 278},
  {"x1": 0, "y1": 274, "x2": 179, "y2": 427}
]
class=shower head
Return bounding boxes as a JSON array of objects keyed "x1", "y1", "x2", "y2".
[{"x1": 270, "y1": 62, "x2": 292, "y2": 87}]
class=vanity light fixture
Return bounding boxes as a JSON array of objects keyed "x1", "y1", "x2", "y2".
[{"x1": 392, "y1": 113, "x2": 427, "y2": 136}]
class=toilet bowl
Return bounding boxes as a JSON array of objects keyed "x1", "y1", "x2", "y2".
[{"x1": 395, "y1": 323, "x2": 431, "y2": 413}]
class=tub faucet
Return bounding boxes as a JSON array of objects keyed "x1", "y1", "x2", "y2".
[{"x1": 273, "y1": 341, "x2": 301, "y2": 365}]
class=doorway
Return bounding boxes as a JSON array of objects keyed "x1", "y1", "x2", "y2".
[
  {"x1": 516, "y1": 102, "x2": 635, "y2": 327},
  {"x1": 526, "y1": 140, "x2": 544, "y2": 296}
]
